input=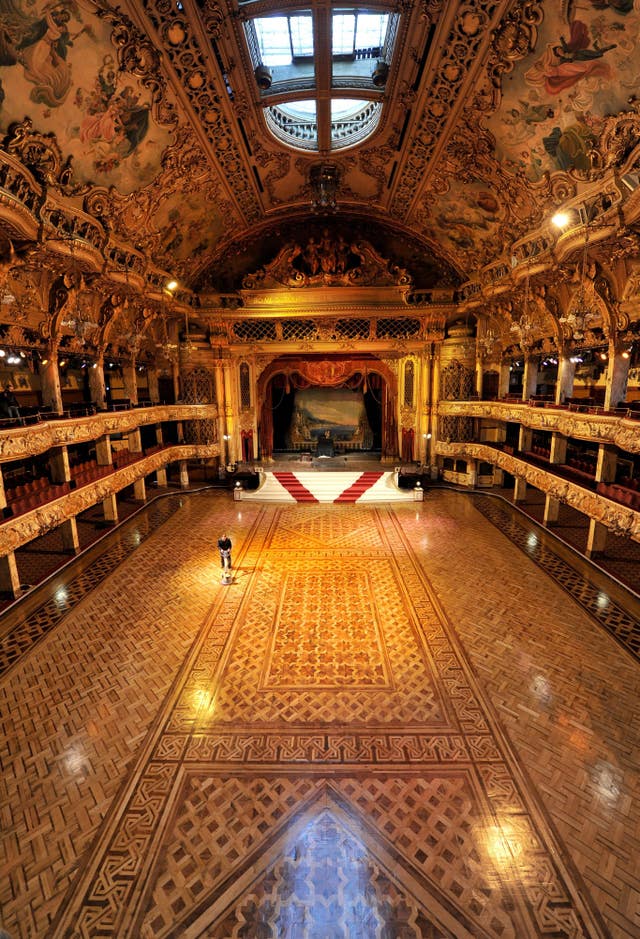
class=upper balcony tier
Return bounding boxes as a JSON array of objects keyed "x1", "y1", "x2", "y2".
[{"x1": 437, "y1": 399, "x2": 640, "y2": 455}]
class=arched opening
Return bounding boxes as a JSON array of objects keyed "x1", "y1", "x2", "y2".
[{"x1": 257, "y1": 356, "x2": 396, "y2": 460}]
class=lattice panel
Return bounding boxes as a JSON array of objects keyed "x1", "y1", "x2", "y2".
[
  {"x1": 232, "y1": 320, "x2": 277, "y2": 342},
  {"x1": 335, "y1": 318, "x2": 371, "y2": 340},
  {"x1": 281, "y1": 319, "x2": 317, "y2": 341},
  {"x1": 377, "y1": 317, "x2": 421, "y2": 339},
  {"x1": 441, "y1": 360, "x2": 474, "y2": 400}
]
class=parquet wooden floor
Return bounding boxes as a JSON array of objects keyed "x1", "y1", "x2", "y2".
[{"x1": 0, "y1": 491, "x2": 638, "y2": 938}]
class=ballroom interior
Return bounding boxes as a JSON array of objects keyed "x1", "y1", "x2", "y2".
[{"x1": 1, "y1": 1, "x2": 639, "y2": 937}]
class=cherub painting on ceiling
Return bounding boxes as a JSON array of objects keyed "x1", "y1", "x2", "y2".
[
  {"x1": 485, "y1": 0, "x2": 640, "y2": 180},
  {"x1": 74, "y1": 55, "x2": 150, "y2": 174},
  {"x1": 422, "y1": 183, "x2": 504, "y2": 267},
  {"x1": 0, "y1": 0, "x2": 93, "y2": 109},
  {"x1": 0, "y1": 0, "x2": 174, "y2": 193}
]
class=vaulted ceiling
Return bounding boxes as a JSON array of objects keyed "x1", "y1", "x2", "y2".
[{"x1": 2, "y1": 0, "x2": 640, "y2": 303}]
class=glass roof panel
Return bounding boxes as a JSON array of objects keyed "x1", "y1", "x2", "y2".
[
  {"x1": 279, "y1": 100, "x2": 317, "y2": 119},
  {"x1": 332, "y1": 13, "x2": 356, "y2": 56},
  {"x1": 254, "y1": 16, "x2": 293, "y2": 67},
  {"x1": 331, "y1": 98, "x2": 366, "y2": 120},
  {"x1": 290, "y1": 15, "x2": 314, "y2": 57},
  {"x1": 354, "y1": 13, "x2": 388, "y2": 54}
]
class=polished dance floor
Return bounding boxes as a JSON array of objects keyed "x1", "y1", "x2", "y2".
[{"x1": 1, "y1": 490, "x2": 638, "y2": 938}]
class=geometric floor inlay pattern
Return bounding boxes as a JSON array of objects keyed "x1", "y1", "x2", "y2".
[
  {"x1": 265, "y1": 570, "x2": 389, "y2": 688},
  {"x1": 2, "y1": 491, "x2": 637, "y2": 939},
  {"x1": 0, "y1": 494, "x2": 183, "y2": 679},
  {"x1": 472, "y1": 493, "x2": 640, "y2": 660}
]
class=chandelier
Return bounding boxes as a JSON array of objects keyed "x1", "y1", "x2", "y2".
[
  {"x1": 59, "y1": 238, "x2": 98, "y2": 344},
  {"x1": 510, "y1": 271, "x2": 537, "y2": 344},
  {"x1": 310, "y1": 163, "x2": 340, "y2": 213},
  {"x1": 559, "y1": 234, "x2": 598, "y2": 341},
  {"x1": 478, "y1": 323, "x2": 498, "y2": 356}
]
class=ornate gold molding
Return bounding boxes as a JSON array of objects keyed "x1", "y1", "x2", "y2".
[
  {"x1": 438, "y1": 401, "x2": 640, "y2": 455},
  {"x1": 0, "y1": 444, "x2": 219, "y2": 554},
  {"x1": 0, "y1": 406, "x2": 219, "y2": 462},
  {"x1": 436, "y1": 441, "x2": 640, "y2": 541}
]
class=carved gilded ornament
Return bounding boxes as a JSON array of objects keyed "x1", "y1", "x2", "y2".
[
  {"x1": 438, "y1": 400, "x2": 640, "y2": 455},
  {"x1": 400, "y1": 405, "x2": 417, "y2": 426},
  {"x1": 390, "y1": 0, "x2": 504, "y2": 218},
  {"x1": 140, "y1": 0, "x2": 260, "y2": 224},
  {"x1": 0, "y1": 406, "x2": 218, "y2": 461},
  {"x1": 0, "y1": 445, "x2": 219, "y2": 555},
  {"x1": 438, "y1": 442, "x2": 640, "y2": 539},
  {"x1": 242, "y1": 237, "x2": 411, "y2": 290}
]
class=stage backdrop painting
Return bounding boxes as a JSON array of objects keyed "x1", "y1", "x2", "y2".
[{"x1": 287, "y1": 387, "x2": 373, "y2": 451}]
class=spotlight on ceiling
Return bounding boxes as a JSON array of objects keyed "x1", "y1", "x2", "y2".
[
  {"x1": 551, "y1": 211, "x2": 570, "y2": 228},
  {"x1": 372, "y1": 60, "x2": 389, "y2": 88},
  {"x1": 254, "y1": 64, "x2": 272, "y2": 90}
]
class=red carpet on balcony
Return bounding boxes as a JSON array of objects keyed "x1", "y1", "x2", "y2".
[
  {"x1": 273, "y1": 472, "x2": 319, "y2": 503},
  {"x1": 334, "y1": 472, "x2": 384, "y2": 503}
]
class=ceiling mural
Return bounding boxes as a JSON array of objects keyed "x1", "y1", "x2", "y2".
[
  {"x1": 485, "y1": 0, "x2": 640, "y2": 181},
  {"x1": 417, "y1": 181, "x2": 506, "y2": 271},
  {"x1": 0, "y1": 0, "x2": 639, "y2": 351},
  {"x1": 0, "y1": 0, "x2": 175, "y2": 194}
]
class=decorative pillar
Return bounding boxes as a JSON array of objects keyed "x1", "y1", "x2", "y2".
[
  {"x1": 147, "y1": 367, "x2": 160, "y2": 404},
  {"x1": 214, "y1": 358, "x2": 228, "y2": 464},
  {"x1": 133, "y1": 477, "x2": 146, "y2": 501},
  {"x1": 549, "y1": 433, "x2": 567, "y2": 465},
  {"x1": 555, "y1": 353, "x2": 575, "y2": 404},
  {"x1": 127, "y1": 428, "x2": 142, "y2": 454},
  {"x1": 0, "y1": 552, "x2": 21, "y2": 598},
  {"x1": 89, "y1": 355, "x2": 107, "y2": 410},
  {"x1": 498, "y1": 362, "x2": 510, "y2": 397},
  {"x1": 156, "y1": 464, "x2": 168, "y2": 487},
  {"x1": 102, "y1": 492, "x2": 118, "y2": 524},
  {"x1": 40, "y1": 342, "x2": 63, "y2": 414},
  {"x1": 49, "y1": 446, "x2": 71, "y2": 484},
  {"x1": 543, "y1": 495, "x2": 560, "y2": 526},
  {"x1": 586, "y1": 519, "x2": 608, "y2": 557},
  {"x1": 522, "y1": 355, "x2": 538, "y2": 401},
  {"x1": 96, "y1": 435, "x2": 112, "y2": 467},
  {"x1": 60, "y1": 518, "x2": 80, "y2": 553},
  {"x1": 604, "y1": 342, "x2": 630, "y2": 409},
  {"x1": 596, "y1": 444, "x2": 617, "y2": 484},
  {"x1": 122, "y1": 362, "x2": 138, "y2": 406},
  {"x1": 518, "y1": 426, "x2": 533, "y2": 453},
  {"x1": 513, "y1": 476, "x2": 527, "y2": 502},
  {"x1": 179, "y1": 460, "x2": 190, "y2": 488}
]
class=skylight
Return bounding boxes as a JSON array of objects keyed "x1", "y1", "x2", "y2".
[{"x1": 245, "y1": 6, "x2": 398, "y2": 151}]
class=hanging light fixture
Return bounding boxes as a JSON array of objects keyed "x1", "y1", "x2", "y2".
[
  {"x1": 559, "y1": 227, "x2": 599, "y2": 341},
  {"x1": 510, "y1": 269, "x2": 537, "y2": 343},
  {"x1": 310, "y1": 163, "x2": 340, "y2": 213},
  {"x1": 60, "y1": 237, "x2": 98, "y2": 344}
]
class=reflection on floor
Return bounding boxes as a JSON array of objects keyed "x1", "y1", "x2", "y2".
[{"x1": 1, "y1": 491, "x2": 638, "y2": 938}]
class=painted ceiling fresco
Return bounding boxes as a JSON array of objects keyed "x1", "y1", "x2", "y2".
[
  {"x1": 485, "y1": 0, "x2": 639, "y2": 180},
  {"x1": 0, "y1": 0, "x2": 175, "y2": 193},
  {"x1": 1, "y1": 0, "x2": 640, "y2": 290}
]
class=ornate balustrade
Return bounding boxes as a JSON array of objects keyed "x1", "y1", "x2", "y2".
[
  {"x1": 0, "y1": 405, "x2": 219, "y2": 462},
  {"x1": 0, "y1": 443, "x2": 219, "y2": 554},
  {"x1": 437, "y1": 400, "x2": 640, "y2": 454},
  {"x1": 435, "y1": 440, "x2": 640, "y2": 542}
]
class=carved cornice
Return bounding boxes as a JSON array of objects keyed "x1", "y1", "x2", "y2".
[
  {"x1": 0, "y1": 405, "x2": 219, "y2": 462},
  {"x1": 0, "y1": 444, "x2": 219, "y2": 554},
  {"x1": 436, "y1": 441, "x2": 640, "y2": 541},
  {"x1": 437, "y1": 400, "x2": 640, "y2": 454}
]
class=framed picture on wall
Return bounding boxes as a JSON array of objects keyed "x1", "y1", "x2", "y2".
[{"x1": 13, "y1": 374, "x2": 31, "y2": 390}]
